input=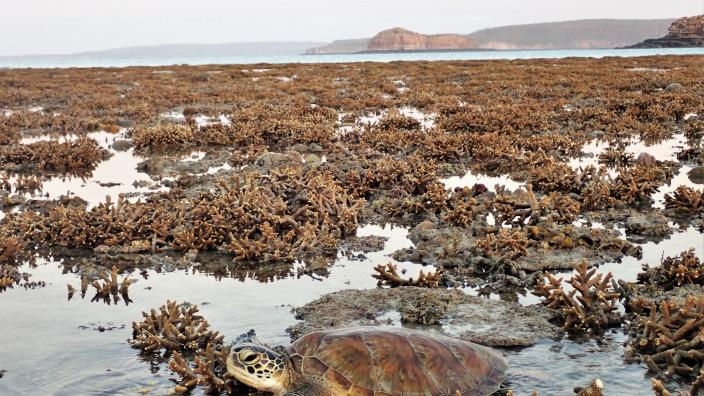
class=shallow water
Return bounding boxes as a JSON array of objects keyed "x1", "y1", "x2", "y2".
[
  {"x1": 2, "y1": 115, "x2": 703, "y2": 395},
  {"x1": 2, "y1": 48, "x2": 704, "y2": 69},
  {"x1": 12, "y1": 131, "x2": 166, "y2": 208},
  {"x1": 1, "y1": 219, "x2": 699, "y2": 395},
  {"x1": 0, "y1": 225, "x2": 432, "y2": 395}
]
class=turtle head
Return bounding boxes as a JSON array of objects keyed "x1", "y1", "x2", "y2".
[{"x1": 227, "y1": 330, "x2": 290, "y2": 394}]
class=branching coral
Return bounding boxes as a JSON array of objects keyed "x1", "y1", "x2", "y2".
[
  {"x1": 372, "y1": 263, "x2": 442, "y2": 288},
  {"x1": 637, "y1": 249, "x2": 703, "y2": 290},
  {"x1": 0, "y1": 236, "x2": 25, "y2": 264},
  {"x1": 477, "y1": 228, "x2": 530, "y2": 260},
  {"x1": 533, "y1": 260, "x2": 621, "y2": 333},
  {"x1": 664, "y1": 186, "x2": 704, "y2": 216},
  {"x1": 130, "y1": 300, "x2": 224, "y2": 352},
  {"x1": 628, "y1": 295, "x2": 704, "y2": 382},
  {"x1": 67, "y1": 265, "x2": 133, "y2": 304},
  {"x1": 132, "y1": 124, "x2": 195, "y2": 148},
  {"x1": 0, "y1": 138, "x2": 109, "y2": 175},
  {"x1": 1, "y1": 167, "x2": 362, "y2": 263},
  {"x1": 131, "y1": 301, "x2": 238, "y2": 394},
  {"x1": 169, "y1": 343, "x2": 235, "y2": 394}
]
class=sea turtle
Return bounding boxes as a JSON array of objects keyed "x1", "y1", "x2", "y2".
[{"x1": 227, "y1": 326, "x2": 508, "y2": 396}]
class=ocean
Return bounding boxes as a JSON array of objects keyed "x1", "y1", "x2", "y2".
[{"x1": 1, "y1": 47, "x2": 703, "y2": 68}]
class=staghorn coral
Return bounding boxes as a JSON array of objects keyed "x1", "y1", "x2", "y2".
[
  {"x1": 598, "y1": 144, "x2": 634, "y2": 167},
  {"x1": 131, "y1": 301, "x2": 240, "y2": 394},
  {"x1": 372, "y1": 263, "x2": 442, "y2": 288},
  {"x1": 637, "y1": 249, "x2": 703, "y2": 290},
  {"x1": 664, "y1": 186, "x2": 704, "y2": 216},
  {"x1": 169, "y1": 343, "x2": 235, "y2": 394},
  {"x1": 1, "y1": 167, "x2": 362, "y2": 263},
  {"x1": 132, "y1": 123, "x2": 195, "y2": 149},
  {"x1": 130, "y1": 300, "x2": 224, "y2": 352},
  {"x1": 533, "y1": 260, "x2": 621, "y2": 333},
  {"x1": 628, "y1": 295, "x2": 704, "y2": 383},
  {"x1": 0, "y1": 138, "x2": 109, "y2": 175},
  {"x1": 477, "y1": 228, "x2": 530, "y2": 260},
  {"x1": 0, "y1": 264, "x2": 20, "y2": 291},
  {"x1": 67, "y1": 265, "x2": 133, "y2": 305},
  {"x1": 0, "y1": 236, "x2": 25, "y2": 264}
]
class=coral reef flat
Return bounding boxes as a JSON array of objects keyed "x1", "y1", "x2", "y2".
[{"x1": 0, "y1": 55, "x2": 703, "y2": 395}]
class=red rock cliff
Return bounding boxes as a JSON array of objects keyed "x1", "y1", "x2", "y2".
[
  {"x1": 666, "y1": 15, "x2": 704, "y2": 39},
  {"x1": 628, "y1": 15, "x2": 704, "y2": 48},
  {"x1": 367, "y1": 28, "x2": 477, "y2": 51}
]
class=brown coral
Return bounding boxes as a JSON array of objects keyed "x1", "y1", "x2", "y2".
[
  {"x1": 637, "y1": 249, "x2": 704, "y2": 290},
  {"x1": 533, "y1": 260, "x2": 621, "y2": 333},
  {"x1": 372, "y1": 263, "x2": 442, "y2": 288}
]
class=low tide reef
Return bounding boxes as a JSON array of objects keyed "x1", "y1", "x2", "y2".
[{"x1": 0, "y1": 56, "x2": 703, "y2": 394}]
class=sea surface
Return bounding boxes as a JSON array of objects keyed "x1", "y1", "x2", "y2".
[{"x1": 1, "y1": 47, "x2": 703, "y2": 69}]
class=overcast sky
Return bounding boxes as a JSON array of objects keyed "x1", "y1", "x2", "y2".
[{"x1": 2, "y1": 0, "x2": 702, "y2": 56}]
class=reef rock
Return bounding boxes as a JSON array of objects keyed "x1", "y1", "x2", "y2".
[
  {"x1": 367, "y1": 28, "x2": 477, "y2": 51},
  {"x1": 288, "y1": 287, "x2": 559, "y2": 347}
]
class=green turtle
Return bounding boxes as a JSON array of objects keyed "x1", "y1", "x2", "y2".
[{"x1": 227, "y1": 326, "x2": 508, "y2": 396}]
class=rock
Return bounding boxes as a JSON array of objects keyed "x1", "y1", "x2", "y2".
[
  {"x1": 625, "y1": 212, "x2": 672, "y2": 239},
  {"x1": 252, "y1": 151, "x2": 301, "y2": 173},
  {"x1": 341, "y1": 235, "x2": 387, "y2": 253},
  {"x1": 627, "y1": 15, "x2": 704, "y2": 48},
  {"x1": 111, "y1": 139, "x2": 133, "y2": 151},
  {"x1": 367, "y1": 28, "x2": 477, "y2": 51},
  {"x1": 303, "y1": 153, "x2": 322, "y2": 167},
  {"x1": 688, "y1": 166, "x2": 704, "y2": 184},
  {"x1": 665, "y1": 83, "x2": 684, "y2": 92},
  {"x1": 623, "y1": 282, "x2": 704, "y2": 308},
  {"x1": 636, "y1": 152, "x2": 657, "y2": 165},
  {"x1": 393, "y1": 222, "x2": 640, "y2": 274},
  {"x1": 288, "y1": 287, "x2": 560, "y2": 347}
]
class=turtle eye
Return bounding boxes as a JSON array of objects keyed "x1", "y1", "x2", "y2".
[{"x1": 238, "y1": 349, "x2": 261, "y2": 364}]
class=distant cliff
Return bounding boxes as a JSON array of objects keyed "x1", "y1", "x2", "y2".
[
  {"x1": 627, "y1": 15, "x2": 704, "y2": 48},
  {"x1": 367, "y1": 28, "x2": 477, "y2": 51},
  {"x1": 305, "y1": 18, "x2": 675, "y2": 54}
]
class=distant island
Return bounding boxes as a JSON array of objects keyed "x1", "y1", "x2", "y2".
[
  {"x1": 627, "y1": 15, "x2": 704, "y2": 48},
  {"x1": 305, "y1": 18, "x2": 676, "y2": 54}
]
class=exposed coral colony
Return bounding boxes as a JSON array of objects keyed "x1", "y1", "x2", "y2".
[{"x1": 1, "y1": 55, "x2": 703, "y2": 394}]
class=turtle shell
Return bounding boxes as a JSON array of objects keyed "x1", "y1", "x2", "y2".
[{"x1": 287, "y1": 326, "x2": 507, "y2": 396}]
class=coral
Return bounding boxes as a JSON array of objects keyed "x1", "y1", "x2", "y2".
[
  {"x1": 477, "y1": 228, "x2": 529, "y2": 260},
  {"x1": 130, "y1": 300, "x2": 224, "y2": 352},
  {"x1": 573, "y1": 378, "x2": 605, "y2": 396},
  {"x1": 169, "y1": 343, "x2": 235, "y2": 394},
  {"x1": 628, "y1": 295, "x2": 704, "y2": 382},
  {"x1": 0, "y1": 236, "x2": 24, "y2": 264},
  {"x1": 132, "y1": 124, "x2": 195, "y2": 149},
  {"x1": 372, "y1": 263, "x2": 442, "y2": 288},
  {"x1": 67, "y1": 265, "x2": 133, "y2": 305},
  {"x1": 2, "y1": 168, "x2": 362, "y2": 263},
  {"x1": 598, "y1": 144, "x2": 634, "y2": 167},
  {"x1": 637, "y1": 249, "x2": 704, "y2": 290},
  {"x1": 664, "y1": 186, "x2": 704, "y2": 215},
  {"x1": 533, "y1": 260, "x2": 621, "y2": 333},
  {"x1": 0, "y1": 138, "x2": 109, "y2": 175},
  {"x1": 131, "y1": 301, "x2": 239, "y2": 394},
  {"x1": 374, "y1": 110, "x2": 422, "y2": 131}
]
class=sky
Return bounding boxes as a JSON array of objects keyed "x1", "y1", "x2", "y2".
[{"x1": 2, "y1": 0, "x2": 702, "y2": 56}]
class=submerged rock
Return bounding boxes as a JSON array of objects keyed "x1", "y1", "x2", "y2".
[
  {"x1": 689, "y1": 166, "x2": 704, "y2": 185},
  {"x1": 288, "y1": 287, "x2": 559, "y2": 347},
  {"x1": 625, "y1": 212, "x2": 672, "y2": 240}
]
